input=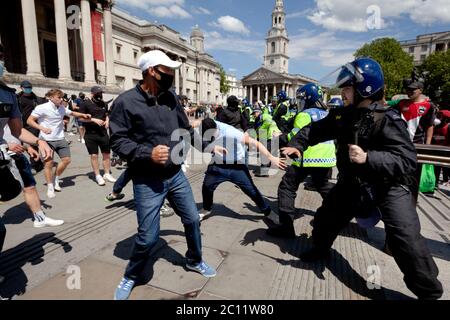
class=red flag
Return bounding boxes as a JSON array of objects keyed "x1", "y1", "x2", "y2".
[{"x1": 91, "y1": 10, "x2": 104, "y2": 62}]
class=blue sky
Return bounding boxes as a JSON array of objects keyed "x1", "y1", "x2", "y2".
[{"x1": 114, "y1": 0, "x2": 450, "y2": 81}]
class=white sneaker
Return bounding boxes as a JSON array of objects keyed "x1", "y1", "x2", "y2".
[
  {"x1": 103, "y1": 173, "x2": 117, "y2": 183},
  {"x1": 54, "y1": 180, "x2": 62, "y2": 192},
  {"x1": 199, "y1": 209, "x2": 211, "y2": 221},
  {"x1": 34, "y1": 216, "x2": 64, "y2": 228},
  {"x1": 47, "y1": 189, "x2": 56, "y2": 199},
  {"x1": 96, "y1": 175, "x2": 106, "y2": 186}
]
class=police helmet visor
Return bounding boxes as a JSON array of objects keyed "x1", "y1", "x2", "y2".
[{"x1": 319, "y1": 63, "x2": 365, "y2": 91}]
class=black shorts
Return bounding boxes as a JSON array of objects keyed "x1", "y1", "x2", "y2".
[{"x1": 84, "y1": 133, "x2": 110, "y2": 155}]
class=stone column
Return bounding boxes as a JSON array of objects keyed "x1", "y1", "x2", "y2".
[
  {"x1": 265, "y1": 85, "x2": 269, "y2": 102},
  {"x1": 257, "y1": 86, "x2": 261, "y2": 101},
  {"x1": 181, "y1": 60, "x2": 187, "y2": 95},
  {"x1": 249, "y1": 86, "x2": 253, "y2": 103},
  {"x1": 198, "y1": 67, "x2": 204, "y2": 103},
  {"x1": 174, "y1": 67, "x2": 180, "y2": 94},
  {"x1": 21, "y1": 0, "x2": 43, "y2": 77},
  {"x1": 272, "y1": 85, "x2": 276, "y2": 97},
  {"x1": 81, "y1": 0, "x2": 96, "y2": 84},
  {"x1": 54, "y1": 0, "x2": 72, "y2": 80},
  {"x1": 243, "y1": 86, "x2": 247, "y2": 99},
  {"x1": 103, "y1": 4, "x2": 115, "y2": 86}
]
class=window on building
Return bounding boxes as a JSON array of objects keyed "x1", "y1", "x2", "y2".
[
  {"x1": 270, "y1": 59, "x2": 274, "y2": 65},
  {"x1": 420, "y1": 54, "x2": 427, "y2": 61},
  {"x1": 409, "y1": 47, "x2": 414, "y2": 53},
  {"x1": 133, "y1": 50, "x2": 139, "y2": 62},
  {"x1": 187, "y1": 88, "x2": 191, "y2": 99},
  {"x1": 436, "y1": 43, "x2": 445, "y2": 52},
  {"x1": 421, "y1": 45, "x2": 428, "y2": 52},
  {"x1": 116, "y1": 45, "x2": 122, "y2": 60},
  {"x1": 284, "y1": 43, "x2": 286, "y2": 53},
  {"x1": 271, "y1": 42, "x2": 275, "y2": 53},
  {"x1": 116, "y1": 76, "x2": 125, "y2": 89},
  {"x1": 279, "y1": 17, "x2": 282, "y2": 24},
  {"x1": 274, "y1": 17, "x2": 276, "y2": 25}
]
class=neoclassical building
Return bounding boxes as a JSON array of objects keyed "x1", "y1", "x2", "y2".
[
  {"x1": 242, "y1": 0, "x2": 315, "y2": 103},
  {"x1": 0, "y1": 0, "x2": 223, "y2": 104}
]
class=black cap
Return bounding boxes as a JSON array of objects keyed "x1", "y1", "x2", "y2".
[
  {"x1": 91, "y1": 86, "x2": 103, "y2": 94},
  {"x1": 20, "y1": 80, "x2": 32, "y2": 88},
  {"x1": 227, "y1": 95, "x2": 239, "y2": 105},
  {"x1": 407, "y1": 81, "x2": 424, "y2": 90}
]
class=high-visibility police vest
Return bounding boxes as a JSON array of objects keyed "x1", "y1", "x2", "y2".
[
  {"x1": 273, "y1": 100, "x2": 290, "y2": 119},
  {"x1": 255, "y1": 113, "x2": 280, "y2": 140},
  {"x1": 287, "y1": 107, "x2": 336, "y2": 168},
  {"x1": 245, "y1": 106, "x2": 255, "y2": 124}
]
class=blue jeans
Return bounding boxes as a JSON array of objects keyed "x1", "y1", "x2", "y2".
[
  {"x1": 113, "y1": 169, "x2": 131, "y2": 194},
  {"x1": 202, "y1": 164, "x2": 270, "y2": 213},
  {"x1": 124, "y1": 169, "x2": 202, "y2": 280}
]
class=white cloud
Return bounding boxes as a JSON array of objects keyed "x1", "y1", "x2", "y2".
[
  {"x1": 307, "y1": 0, "x2": 450, "y2": 32},
  {"x1": 289, "y1": 31, "x2": 361, "y2": 68},
  {"x1": 115, "y1": 0, "x2": 185, "y2": 10},
  {"x1": 203, "y1": 31, "x2": 263, "y2": 57},
  {"x1": 286, "y1": 9, "x2": 313, "y2": 19},
  {"x1": 210, "y1": 16, "x2": 250, "y2": 35},
  {"x1": 116, "y1": 0, "x2": 191, "y2": 19},
  {"x1": 192, "y1": 7, "x2": 212, "y2": 15},
  {"x1": 148, "y1": 4, "x2": 191, "y2": 19}
]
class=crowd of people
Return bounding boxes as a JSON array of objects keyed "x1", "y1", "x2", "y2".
[{"x1": 1, "y1": 44, "x2": 448, "y2": 300}]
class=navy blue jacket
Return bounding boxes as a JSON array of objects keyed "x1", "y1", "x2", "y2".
[{"x1": 109, "y1": 83, "x2": 202, "y2": 179}]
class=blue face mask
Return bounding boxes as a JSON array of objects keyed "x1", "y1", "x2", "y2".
[
  {"x1": 23, "y1": 88, "x2": 33, "y2": 94},
  {"x1": 0, "y1": 61, "x2": 4, "y2": 78}
]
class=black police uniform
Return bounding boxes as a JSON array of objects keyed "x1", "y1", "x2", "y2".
[{"x1": 288, "y1": 101, "x2": 443, "y2": 299}]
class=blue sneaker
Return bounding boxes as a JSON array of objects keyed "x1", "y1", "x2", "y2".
[
  {"x1": 186, "y1": 260, "x2": 217, "y2": 278},
  {"x1": 114, "y1": 277, "x2": 135, "y2": 300}
]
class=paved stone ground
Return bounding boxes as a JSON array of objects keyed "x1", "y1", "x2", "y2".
[{"x1": 0, "y1": 134, "x2": 449, "y2": 300}]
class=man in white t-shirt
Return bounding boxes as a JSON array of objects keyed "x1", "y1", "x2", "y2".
[{"x1": 27, "y1": 89, "x2": 91, "y2": 198}]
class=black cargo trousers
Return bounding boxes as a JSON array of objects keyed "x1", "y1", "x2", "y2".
[
  {"x1": 278, "y1": 165, "x2": 334, "y2": 225},
  {"x1": 311, "y1": 181, "x2": 443, "y2": 299}
]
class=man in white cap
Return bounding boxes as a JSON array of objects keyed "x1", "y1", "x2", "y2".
[{"x1": 109, "y1": 50, "x2": 224, "y2": 300}]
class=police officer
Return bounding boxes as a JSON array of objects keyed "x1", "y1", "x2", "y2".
[
  {"x1": 282, "y1": 57, "x2": 443, "y2": 299},
  {"x1": 268, "y1": 83, "x2": 336, "y2": 238},
  {"x1": 327, "y1": 97, "x2": 344, "y2": 109},
  {"x1": 241, "y1": 100, "x2": 254, "y2": 129},
  {"x1": 272, "y1": 90, "x2": 293, "y2": 134},
  {"x1": 0, "y1": 43, "x2": 53, "y2": 284},
  {"x1": 252, "y1": 105, "x2": 280, "y2": 177}
]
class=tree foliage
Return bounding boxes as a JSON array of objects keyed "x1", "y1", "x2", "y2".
[
  {"x1": 354, "y1": 38, "x2": 414, "y2": 99},
  {"x1": 420, "y1": 50, "x2": 450, "y2": 107},
  {"x1": 219, "y1": 65, "x2": 230, "y2": 95}
]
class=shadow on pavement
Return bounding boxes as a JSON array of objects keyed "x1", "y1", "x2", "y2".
[
  {"x1": 0, "y1": 232, "x2": 72, "y2": 299},
  {"x1": 113, "y1": 230, "x2": 187, "y2": 287},
  {"x1": 196, "y1": 203, "x2": 263, "y2": 223},
  {"x1": 241, "y1": 228, "x2": 413, "y2": 300},
  {"x1": 58, "y1": 173, "x2": 89, "y2": 188}
]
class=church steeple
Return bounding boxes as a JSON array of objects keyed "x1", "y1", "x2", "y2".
[{"x1": 264, "y1": 0, "x2": 289, "y2": 74}]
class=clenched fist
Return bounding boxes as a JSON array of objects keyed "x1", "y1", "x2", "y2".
[
  {"x1": 348, "y1": 144, "x2": 367, "y2": 164},
  {"x1": 151, "y1": 145, "x2": 170, "y2": 165}
]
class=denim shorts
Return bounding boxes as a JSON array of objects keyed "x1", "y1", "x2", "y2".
[{"x1": 13, "y1": 154, "x2": 36, "y2": 188}]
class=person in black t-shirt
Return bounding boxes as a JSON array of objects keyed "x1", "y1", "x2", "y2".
[
  {"x1": 79, "y1": 86, "x2": 116, "y2": 186},
  {"x1": 17, "y1": 80, "x2": 47, "y2": 172}
]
